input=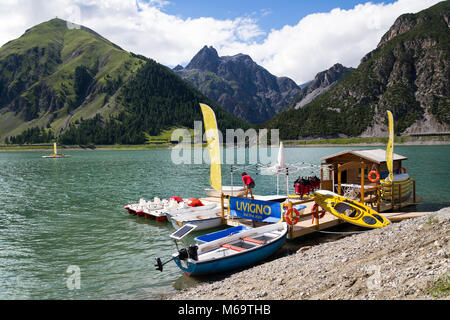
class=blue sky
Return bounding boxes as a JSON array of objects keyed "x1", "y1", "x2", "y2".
[
  {"x1": 0, "y1": 0, "x2": 442, "y2": 83},
  {"x1": 158, "y1": 0, "x2": 397, "y2": 33}
]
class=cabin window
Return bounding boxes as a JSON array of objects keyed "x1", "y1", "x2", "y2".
[{"x1": 357, "y1": 171, "x2": 369, "y2": 179}]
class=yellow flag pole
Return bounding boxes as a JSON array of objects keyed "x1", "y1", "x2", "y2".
[
  {"x1": 199, "y1": 103, "x2": 222, "y2": 191},
  {"x1": 386, "y1": 110, "x2": 394, "y2": 182}
]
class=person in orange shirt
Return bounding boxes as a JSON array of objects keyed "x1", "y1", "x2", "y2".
[{"x1": 241, "y1": 172, "x2": 255, "y2": 198}]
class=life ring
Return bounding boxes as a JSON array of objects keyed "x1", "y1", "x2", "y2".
[
  {"x1": 368, "y1": 170, "x2": 380, "y2": 183},
  {"x1": 399, "y1": 167, "x2": 407, "y2": 174},
  {"x1": 311, "y1": 203, "x2": 325, "y2": 224},
  {"x1": 284, "y1": 208, "x2": 300, "y2": 225}
]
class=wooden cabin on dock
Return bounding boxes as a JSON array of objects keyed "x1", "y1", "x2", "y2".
[
  {"x1": 202, "y1": 148, "x2": 423, "y2": 240},
  {"x1": 319, "y1": 148, "x2": 418, "y2": 212},
  {"x1": 321, "y1": 149, "x2": 407, "y2": 185}
]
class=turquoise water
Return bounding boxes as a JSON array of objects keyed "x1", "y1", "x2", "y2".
[{"x1": 0, "y1": 146, "x2": 449, "y2": 299}]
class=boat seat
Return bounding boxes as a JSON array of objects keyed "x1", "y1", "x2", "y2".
[
  {"x1": 197, "y1": 215, "x2": 215, "y2": 220},
  {"x1": 264, "y1": 232, "x2": 280, "y2": 237},
  {"x1": 241, "y1": 237, "x2": 265, "y2": 245},
  {"x1": 335, "y1": 202, "x2": 357, "y2": 216},
  {"x1": 221, "y1": 244, "x2": 247, "y2": 252}
]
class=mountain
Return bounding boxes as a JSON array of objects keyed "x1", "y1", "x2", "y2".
[
  {"x1": 0, "y1": 19, "x2": 144, "y2": 140},
  {"x1": 0, "y1": 19, "x2": 247, "y2": 144},
  {"x1": 289, "y1": 63, "x2": 354, "y2": 110},
  {"x1": 174, "y1": 46, "x2": 302, "y2": 124},
  {"x1": 263, "y1": 1, "x2": 450, "y2": 139}
]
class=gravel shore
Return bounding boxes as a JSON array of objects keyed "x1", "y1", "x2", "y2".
[{"x1": 168, "y1": 207, "x2": 449, "y2": 300}]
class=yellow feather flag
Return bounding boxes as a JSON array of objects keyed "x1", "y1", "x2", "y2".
[
  {"x1": 386, "y1": 110, "x2": 394, "y2": 182},
  {"x1": 200, "y1": 103, "x2": 222, "y2": 191},
  {"x1": 53, "y1": 142, "x2": 57, "y2": 155}
]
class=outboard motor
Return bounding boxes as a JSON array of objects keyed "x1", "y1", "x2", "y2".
[
  {"x1": 187, "y1": 245, "x2": 198, "y2": 261},
  {"x1": 155, "y1": 257, "x2": 163, "y2": 272},
  {"x1": 178, "y1": 248, "x2": 189, "y2": 260}
]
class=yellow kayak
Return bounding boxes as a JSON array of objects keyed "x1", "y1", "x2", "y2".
[{"x1": 313, "y1": 190, "x2": 390, "y2": 229}]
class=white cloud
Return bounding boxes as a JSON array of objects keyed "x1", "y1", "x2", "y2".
[
  {"x1": 220, "y1": 0, "x2": 443, "y2": 83},
  {"x1": 0, "y1": 0, "x2": 264, "y2": 65},
  {"x1": 0, "y1": 0, "x2": 443, "y2": 84}
]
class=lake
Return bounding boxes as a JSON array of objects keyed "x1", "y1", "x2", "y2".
[{"x1": 0, "y1": 145, "x2": 449, "y2": 299}]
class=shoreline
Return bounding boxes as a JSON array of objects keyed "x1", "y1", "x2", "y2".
[
  {"x1": 166, "y1": 207, "x2": 449, "y2": 300},
  {"x1": 0, "y1": 139, "x2": 449, "y2": 152}
]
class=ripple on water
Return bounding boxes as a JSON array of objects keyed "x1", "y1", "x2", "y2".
[{"x1": 0, "y1": 147, "x2": 448, "y2": 299}]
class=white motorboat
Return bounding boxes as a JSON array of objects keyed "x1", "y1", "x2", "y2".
[
  {"x1": 165, "y1": 202, "x2": 218, "y2": 220},
  {"x1": 170, "y1": 206, "x2": 223, "y2": 231},
  {"x1": 205, "y1": 186, "x2": 247, "y2": 198}
]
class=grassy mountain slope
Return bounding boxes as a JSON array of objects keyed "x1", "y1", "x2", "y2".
[
  {"x1": 59, "y1": 58, "x2": 249, "y2": 145},
  {"x1": 0, "y1": 19, "x2": 247, "y2": 144},
  {"x1": 0, "y1": 19, "x2": 145, "y2": 142}
]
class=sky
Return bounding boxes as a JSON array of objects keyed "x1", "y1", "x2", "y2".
[{"x1": 0, "y1": 0, "x2": 443, "y2": 84}]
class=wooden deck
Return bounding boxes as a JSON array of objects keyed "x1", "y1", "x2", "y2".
[
  {"x1": 378, "y1": 197, "x2": 423, "y2": 213},
  {"x1": 201, "y1": 194, "x2": 431, "y2": 240}
]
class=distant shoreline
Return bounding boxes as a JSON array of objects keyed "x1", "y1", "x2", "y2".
[
  {"x1": 0, "y1": 136, "x2": 448, "y2": 152},
  {"x1": 0, "y1": 144, "x2": 170, "y2": 152},
  {"x1": 283, "y1": 140, "x2": 450, "y2": 147}
]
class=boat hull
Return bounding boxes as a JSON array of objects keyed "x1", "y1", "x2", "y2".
[
  {"x1": 124, "y1": 206, "x2": 136, "y2": 215},
  {"x1": 205, "y1": 186, "x2": 246, "y2": 198},
  {"x1": 155, "y1": 216, "x2": 168, "y2": 222},
  {"x1": 42, "y1": 155, "x2": 70, "y2": 158},
  {"x1": 173, "y1": 230, "x2": 287, "y2": 276},
  {"x1": 171, "y1": 215, "x2": 223, "y2": 231}
]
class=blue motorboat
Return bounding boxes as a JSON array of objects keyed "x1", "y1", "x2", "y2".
[{"x1": 172, "y1": 222, "x2": 288, "y2": 276}]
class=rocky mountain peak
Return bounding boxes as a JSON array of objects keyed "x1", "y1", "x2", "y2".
[
  {"x1": 378, "y1": 5, "x2": 450, "y2": 49},
  {"x1": 175, "y1": 46, "x2": 301, "y2": 123},
  {"x1": 312, "y1": 63, "x2": 349, "y2": 89},
  {"x1": 291, "y1": 63, "x2": 353, "y2": 109},
  {"x1": 185, "y1": 45, "x2": 220, "y2": 72},
  {"x1": 377, "y1": 15, "x2": 418, "y2": 48}
]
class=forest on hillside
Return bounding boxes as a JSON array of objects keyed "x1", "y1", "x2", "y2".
[{"x1": 6, "y1": 58, "x2": 248, "y2": 145}]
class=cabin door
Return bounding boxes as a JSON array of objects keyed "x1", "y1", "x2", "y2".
[{"x1": 334, "y1": 170, "x2": 347, "y2": 183}]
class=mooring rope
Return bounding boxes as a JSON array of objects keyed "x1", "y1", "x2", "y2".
[{"x1": 317, "y1": 230, "x2": 368, "y2": 235}]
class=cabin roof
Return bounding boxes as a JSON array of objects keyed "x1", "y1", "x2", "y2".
[{"x1": 321, "y1": 148, "x2": 407, "y2": 164}]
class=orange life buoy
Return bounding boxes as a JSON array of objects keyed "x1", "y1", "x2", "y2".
[
  {"x1": 311, "y1": 203, "x2": 325, "y2": 224},
  {"x1": 399, "y1": 167, "x2": 407, "y2": 174},
  {"x1": 284, "y1": 208, "x2": 300, "y2": 225},
  {"x1": 368, "y1": 170, "x2": 380, "y2": 183}
]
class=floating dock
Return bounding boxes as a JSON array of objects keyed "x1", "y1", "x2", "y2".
[{"x1": 200, "y1": 195, "x2": 430, "y2": 240}]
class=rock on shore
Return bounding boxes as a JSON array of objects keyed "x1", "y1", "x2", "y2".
[{"x1": 168, "y1": 207, "x2": 449, "y2": 300}]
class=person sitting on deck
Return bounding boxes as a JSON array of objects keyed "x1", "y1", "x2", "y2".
[{"x1": 241, "y1": 172, "x2": 255, "y2": 199}]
